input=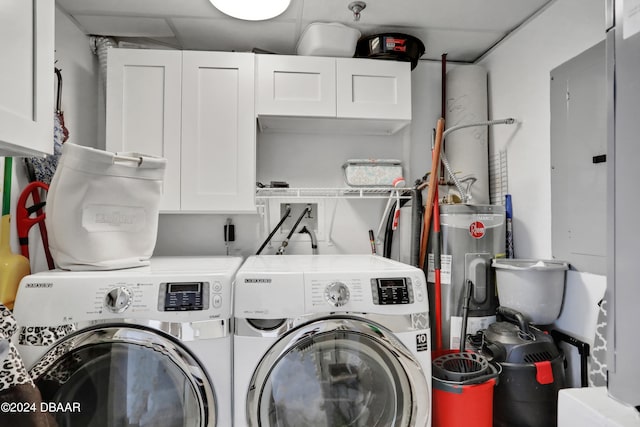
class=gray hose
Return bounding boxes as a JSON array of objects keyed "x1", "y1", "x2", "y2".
[
  {"x1": 90, "y1": 36, "x2": 117, "y2": 91},
  {"x1": 441, "y1": 118, "x2": 516, "y2": 203},
  {"x1": 440, "y1": 151, "x2": 468, "y2": 202},
  {"x1": 299, "y1": 226, "x2": 318, "y2": 255},
  {"x1": 442, "y1": 118, "x2": 515, "y2": 140}
]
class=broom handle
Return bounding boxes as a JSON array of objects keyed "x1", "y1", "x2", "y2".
[
  {"x1": 419, "y1": 118, "x2": 444, "y2": 269},
  {"x1": 2, "y1": 157, "x2": 12, "y2": 217}
]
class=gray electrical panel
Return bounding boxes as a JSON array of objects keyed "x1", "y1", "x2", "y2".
[
  {"x1": 606, "y1": 0, "x2": 640, "y2": 406},
  {"x1": 550, "y1": 41, "x2": 607, "y2": 275}
]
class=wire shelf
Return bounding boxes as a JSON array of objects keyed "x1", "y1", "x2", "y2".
[
  {"x1": 489, "y1": 150, "x2": 508, "y2": 205},
  {"x1": 256, "y1": 187, "x2": 415, "y2": 200}
]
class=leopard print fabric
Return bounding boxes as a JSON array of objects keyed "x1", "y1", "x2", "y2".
[
  {"x1": 18, "y1": 324, "x2": 76, "y2": 347},
  {"x1": 0, "y1": 305, "x2": 17, "y2": 338},
  {"x1": 29, "y1": 340, "x2": 79, "y2": 383},
  {"x1": 17, "y1": 323, "x2": 77, "y2": 385},
  {"x1": 0, "y1": 344, "x2": 35, "y2": 391},
  {"x1": 0, "y1": 304, "x2": 34, "y2": 392}
]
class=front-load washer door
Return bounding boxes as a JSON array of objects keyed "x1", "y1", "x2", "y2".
[
  {"x1": 29, "y1": 325, "x2": 215, "y2": 427},
  {"x1": 247, "y1": 316, "x2": 430, "y2": 427}
]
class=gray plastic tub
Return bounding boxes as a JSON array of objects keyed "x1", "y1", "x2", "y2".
[{"x1": 492, "y1": 259, "x2": 569, "y2": 325}]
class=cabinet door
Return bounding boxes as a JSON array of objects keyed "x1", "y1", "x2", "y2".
[
  {"x1": 336, "y1": 58, "x2": 411, "y2": 120},
  {"x1": 181, "y1": 51, "x2": 256, "y2": 212},
  {"x1": 256, "y1": 55, "x2": 336, "y2": 117},
  {"x1": 0, "y1": 0, "x2": 54, "y2": 156},
  {"x1": 106, "y1": 49, "x2": 182, "y2": 211}
]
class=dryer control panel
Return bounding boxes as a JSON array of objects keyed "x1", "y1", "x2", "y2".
[{"x1": 371, "y1": 277, "x2": 414, "y2": 305}]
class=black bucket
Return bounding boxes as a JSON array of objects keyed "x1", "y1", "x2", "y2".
[
  {"x1": 493, "y1": 353, "x2": 566, "y2": 427},
  {"x1": 470, "y1": 307, "x2": 567, "y2": 427}
]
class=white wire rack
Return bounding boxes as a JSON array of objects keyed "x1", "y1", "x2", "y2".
[
  {"x1": 255, "y1": 187, "x2": 417, "y2": 248},
  {"x1": 255, "y1": 187, "x2": 414, "y2": 200},
  {"x1": 489, "y1": 150, "x2": 508, "y2": 205}
]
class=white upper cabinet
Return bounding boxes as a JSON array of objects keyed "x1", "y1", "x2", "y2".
[
  {"x1": 0, "y1": 0, "x2": 54, "y2": 156},
  {"x1": 336, "y1": 58, "x2": 412, "y2": 120},
  {"x1": 106, "y1": 49, "x2": 256, "y2": 213},
  {"x1": 180, "y1": 51, "x2": 256, "y2": 213},
  {"x1": 256, "y1": 55, "x2": 411, "y2": 135},
  {"x1": 106, "y1": 49, "x2": 182, "y2": 211},
  {"x1": 257, "y1": 55, "x2": 336, "y2": 117}
]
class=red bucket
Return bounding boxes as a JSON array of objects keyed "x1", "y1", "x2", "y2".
[{"x1": 432, "y1": 350, "x2": 498, "y2": 427}]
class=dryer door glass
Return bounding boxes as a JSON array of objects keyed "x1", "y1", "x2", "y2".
[
  {"x1": 256, "y1": 328, "x2": 413, "y2": 426},
  {"x1": 30, "y1": 326, "x2": 214, "y2": 427}
]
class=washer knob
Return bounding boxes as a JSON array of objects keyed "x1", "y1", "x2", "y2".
[
  {"x1": 104, "y1": 287, "x2": 132, "y2": 313},
  {"x1": 325, "y1": 282, "x2": 350, "y2": 307}
]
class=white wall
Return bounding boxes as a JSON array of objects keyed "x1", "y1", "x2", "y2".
[{"x1": 479, "y1": 0, "x2": 605, "y2": 259}]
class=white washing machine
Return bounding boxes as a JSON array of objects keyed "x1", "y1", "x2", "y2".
[
  {"x1": 234, "y1": 254, "x2": 432, "y2": 427},
  {"x1": 12, "y1": 256, "x2": 243, "y2": 427}
]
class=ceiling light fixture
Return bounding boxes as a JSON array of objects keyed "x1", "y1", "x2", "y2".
[{"x1": 210, "y1": 0, "x2": 291, "y2": 21}]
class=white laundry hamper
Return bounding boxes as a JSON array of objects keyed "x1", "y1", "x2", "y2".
[{"x1": 46, "y1": 143, "x2": 167, "y2": 270}]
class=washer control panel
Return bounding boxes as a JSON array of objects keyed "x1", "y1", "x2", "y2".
[
  {"x1": 370, "y1": 277, "x2": 414, "y2": 305},
  {"x1": 158, "y1": 281, "x2": 210, "y2": 311},
  {"x1": 307, "y1": 273, "x2": 427, "y2": 312}
]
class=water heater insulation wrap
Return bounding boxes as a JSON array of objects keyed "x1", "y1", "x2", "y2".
[{"x1": 445, "y1": 65, "x2": 489, "y2": 204}]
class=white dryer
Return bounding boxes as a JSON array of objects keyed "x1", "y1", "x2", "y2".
[
  {"x1": 234, "y1": 254, "x2": 432, "y2": 427},
  {"x1": 12, "y1": 256, "x2": 242, "y2": 427}
]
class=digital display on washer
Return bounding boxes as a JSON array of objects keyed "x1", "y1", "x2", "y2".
[
  {"x1": 168, "y1": 282, "x2": 201, "y2": 293},
  {"x1": 161, "y1": 281, "x2": 208, "y2": 311},
  {"x1": 371, "y1": 277, "x2": 413, "y2": 305}
]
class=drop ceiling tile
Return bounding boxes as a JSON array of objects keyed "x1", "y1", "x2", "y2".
[
  {"x1": 57, "y1": 0, "x2": 224, "y2": 18},
  {"x1": 73, "y1": 15, "x2": 175, "y2": 37},
  {"x1": 54, "y1": 0, "x2": 551, "y2": 63},
  {"x1": 172, "y1": 18, "x2": 299, "y2": 54},
  {"x1": 57, "y1": 0, "x2": 303, "y2": 20},
  {"x1": 301, "y1": 0, "x2": 550, "y2": 32},
  {"x1": 420, "y1": 29, "x2": 506, "y2": 62}
]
